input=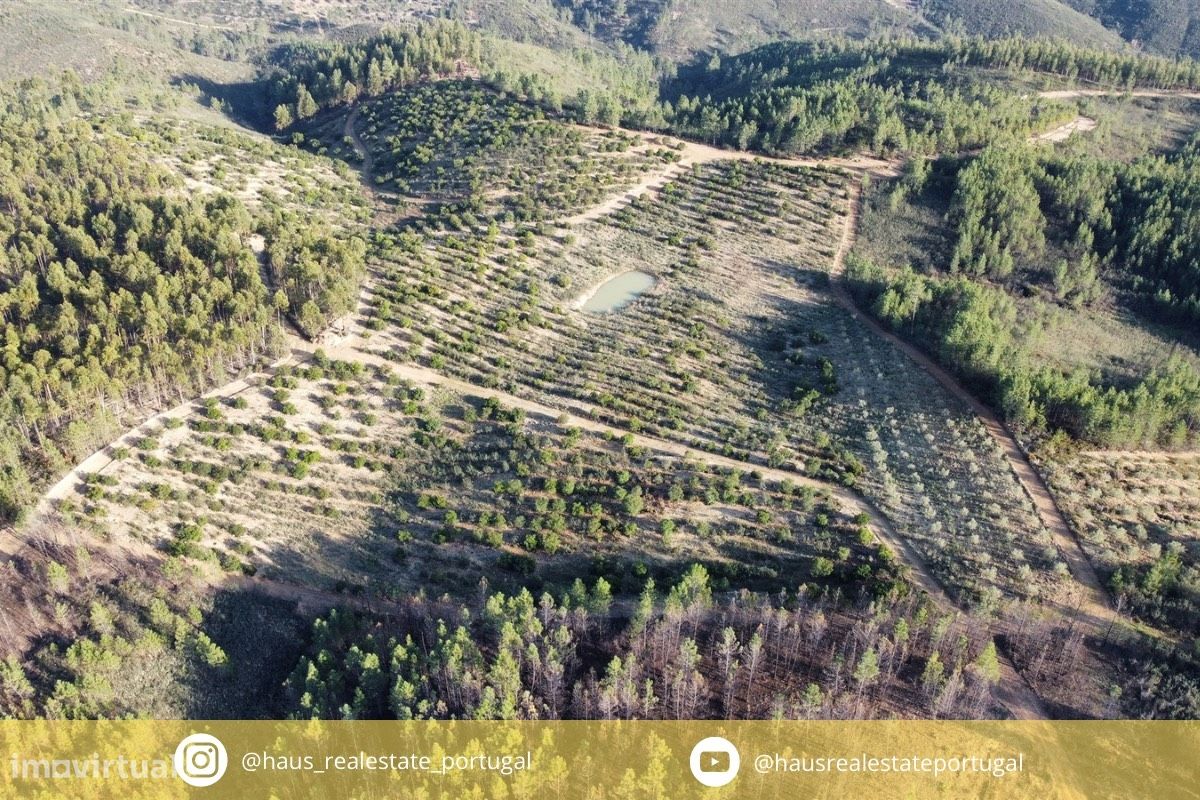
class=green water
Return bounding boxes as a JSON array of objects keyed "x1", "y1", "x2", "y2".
[{"x1": 580, "y1": 271, "x2": 656, "y2": 313}]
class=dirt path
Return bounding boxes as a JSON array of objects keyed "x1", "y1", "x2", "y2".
[
  {"x1": 1038, "y1": 88, "x2": 1200, "y2": 101},
  {"x1": 123, "y1": 7, "x2": 239, "y2": 30},
  {"x1": 343, "y1": 106, "x2": 372, "y2": 179},
  {"x1": 563, "y1": 91, "x2": 1189, "y2": 230},
  {"x1": 557, "y1": 133, "x2": 901, "y2": 228},
  {"x1": 561, "y1": 161, "x2": 691, "y2": 226},
  {"x1": 1077, "y1": 448, "x2": 1200, "y2": 461},
  {"x1": 828, "y1": 182, "x2": 1117, "y2": 647},
  {"x1": 1033, "y1": 116, "x2": 1097, "y2": 143},
  {"x1": 31, "y1": 351, "x2": 300, "y2": 522},
  {"x1": 831, "y1": 185, "x2": 1049, "y2": 719}
]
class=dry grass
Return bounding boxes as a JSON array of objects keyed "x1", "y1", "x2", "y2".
[
  {"x1": 1042, "y1": 449, "x2": 1200, "y2": 637},
  {"x1": 57, "y1": 358, "x2": 892, "y2": 604}
]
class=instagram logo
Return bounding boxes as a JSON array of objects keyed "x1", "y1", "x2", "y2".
[{"x1": 173, "y1": 733, "x2": 228, "y2": 787}]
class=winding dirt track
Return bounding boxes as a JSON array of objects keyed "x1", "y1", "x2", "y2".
[
  {"x1": 560, "y1": 134, "x2": 900, "y2": 227},
  {"x1": 558, "y1": 97, "x2": 1113, "y2": 230},
  {"x1": 1034, "y1": 116, "x2": 1097, "y2": 143},
  {"x1": 1038, "y1": 88, "x2": 1200, "y2": 101},
  {"x1": 22, "y1": 90, "x2": 1179, "y2": 716},
  {"x1": 122, "y1": 7, "x2": 239, "y2": 30},
  {"x1": 1078, "y1": 448, "x2": 1200, "y2": 460},
  {"x1": 562, "y1": 161, "x2": 691, "y2": 226},
  {"x1": 828, "y1": 184, "x2": 1117, "y2": 644}
]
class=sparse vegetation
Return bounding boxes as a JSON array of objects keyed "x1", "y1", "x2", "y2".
[{"x1": 2, "y1": 0, "x2": 1199, "y2": 727}]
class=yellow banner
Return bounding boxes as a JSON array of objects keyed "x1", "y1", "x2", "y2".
[{"x1": 0, "y1": 721, "x2": 1194, "y2": 799}]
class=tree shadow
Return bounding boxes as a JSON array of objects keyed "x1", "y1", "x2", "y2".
[
  {"x1": 185, "y1": 588, "x2": 309, "y2": 718},
  {"x1": 173, "y1": 73, "x2": 273, "y2": 131}
]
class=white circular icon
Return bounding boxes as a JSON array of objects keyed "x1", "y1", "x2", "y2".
[
  {"x1": 174, "y1": 732, "x2": 228, "y2": 787},
  {"x1": 689, "y1": 736, "x2": 740, "y2": 788}
]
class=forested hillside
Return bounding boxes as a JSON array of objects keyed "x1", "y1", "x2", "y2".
[
  {"x1": 662, "y1": 37, "x2": 1200, "y2": 156},
  {"x1": 548, "y1": 0, "x2": 922, "y2": 58},
  {"x1": 285, "y1": 570, "x2": 1010, "y2": 720},
  {"x1": 850, "y1": 139, "x2": 1200, "y2": 448},
  {"x1": 268, "y1": 23, "x2": 482, "y2": 129},
  {"x1": 267, "y1": 31, "x2": 1200, "y2": 160},
  {"x1": 921, "y1": 0, "x2": 1124, "y2": 49},
  {"x1": 0, "y1": 77, "x2": 364, "y2": 524},
  {"x1": 1068, "y1": 0, "x2": 1200, "y2": 58},
  {"x1": 0, "y1": 79, "x2": 268, "y2": 523}
]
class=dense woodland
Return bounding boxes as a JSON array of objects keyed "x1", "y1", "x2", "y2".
[
  {"x1": 269, "y1": 31, "x2": 1200, "y2": 159},
  {"x1": 943, "y1": 142, "x2": 1200, "y2": 326},
  {"x1": 848, "y1": 257, "x2": 1200, "y2": 448},
  {"x1": 0, "y1": 78, "x2": 272, "y2": 524},
  {"x1": 661, "y1": 37, "x2": 1200, "y2": 156},
  {"x1": 850, "y1": 133, "x2": 1200, "y2": 447},
  {"x1": 0, "y1": 77, "x2": 363, "y2": 524},
  {"x1": 268, "y1": 23, "x2": 483, "y2": 130},
  {"x1": 285, "y1": 569, "x2": 1010, "y2": 720},
  {"x1": 262, "y1": 214, "x2": 367, "y2": 338}
]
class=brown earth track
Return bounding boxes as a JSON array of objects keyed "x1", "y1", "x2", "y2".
[
  {"x1": 828, "y1": 182, "x2": 1118, "y2": 643},
  {"x1": 29, "y1": 91, "x2": 1190, "y2": 714}
]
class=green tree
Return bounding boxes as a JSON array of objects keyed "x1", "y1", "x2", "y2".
[
  {"x1": 972, "y1": 641, "x2": 1002, "y2": 685},
  {"x1": 273, "y1": 103, "x2": 295, "y2": 130},
  {"x1": 296, "y1": 85, "x2": 318, "y2": 119}
]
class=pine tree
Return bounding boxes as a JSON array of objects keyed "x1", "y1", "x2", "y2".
[
  {"x1": 922, "y1": 651, "x2": 945, "y2": 695},
  {"x1": 273, "y1": 103, "x2": 295, "y2": 130},
  {"x1": 853, "y1": 648, "x2": 880, "y2": 687},
  {"x1": 296, "y1": 85, "x2": 318, "y2": 119},
  {"x1": 973, "y1": 641, "x2": 1002, "y2": 685}
]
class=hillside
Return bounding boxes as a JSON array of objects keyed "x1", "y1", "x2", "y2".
[
  {"x1": 0, "y1": 0, "x2": 1147, "y2": 88},
  {"x1": 0, "y1": 0, "x2": 255, "y2": 84},
  {"x1": 1, "y1": 3, "x2": 1199, "y2": 728},
  {"x1": 1069, "y1": 0, "x2": 1200, "y2": 58},
  {"x1": 922, "y1": 0, "x2": 1126, "y2": 49},
  {"x1": 545, "y1": 0, "x2": 929, "y2": 60}
]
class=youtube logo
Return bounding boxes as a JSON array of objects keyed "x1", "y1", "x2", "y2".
[{"x1": 689, "y1": 736, "x2": 740, "y2": 787}]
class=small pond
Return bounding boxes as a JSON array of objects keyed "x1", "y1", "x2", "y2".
[{"x1": 579, "y1": 270, "x2": 656, "y2": 313}]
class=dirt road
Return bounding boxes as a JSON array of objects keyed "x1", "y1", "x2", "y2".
[
  {"x1": 561, "y1": 160, "x2": 691, "y2": 226},
  {"x1": 564, "y1": 105, "x2": 1096, "y2": 238},
  {"x1": 1078, "y1": 448, "x2": 1200, "y2": 461},
  {"x1": 16, "y1": 118, "x2": 1083, "y2": 719},
  {"x1": 828, "y1": 183, "x2": 1117, "y2": 645},
  {"x1": 343, "y1": 106, "x2": 372, "y2": 178},
  {"x1": 1038, "y1": 88, "x2": 1200, "y2": 101},
  {"x1": 123, "y1": 7, "x2": 238, "y2": 30},
  {"x1": 558, "y1": 131, "x2": 901, "y2": 227},
  {"x1": 32, "y1": 350, "x2": 299, "y2": 521}
]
